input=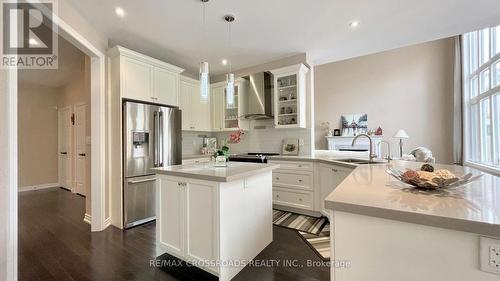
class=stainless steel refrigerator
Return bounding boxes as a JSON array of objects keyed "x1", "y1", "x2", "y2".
[{"x1": 122, "y1": 101, "x2": 182, "y2": 229}]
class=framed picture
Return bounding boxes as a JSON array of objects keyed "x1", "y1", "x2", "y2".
[
  {"x1": 333, "y1": 129, "x2": 341, "y2": 136},
  {"x1": 282, "y1": 138, "x2": 299, "y2": 155},
  {"x1": 341, "y1": 113, "x2": 368, "y2": 136}
]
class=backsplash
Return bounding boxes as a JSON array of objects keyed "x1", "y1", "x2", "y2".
[
  {"x1": 181, "y1": 131, "x2": 212, "y2": 155},
  {"x1": 213, "y1": 120, "x2": 312, "y2": 155}
]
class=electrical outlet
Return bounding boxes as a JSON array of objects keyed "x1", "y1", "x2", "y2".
[{"x1": 480, "y1": 236, "x2": 500, "y2": 275}]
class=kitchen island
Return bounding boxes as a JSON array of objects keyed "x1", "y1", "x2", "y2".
[
  {"x1": 325, "y1": 160, "x2": 500, "y2": 281},
  {"x1": 151, "y1": 161, "x2": 279, "y2": 281}
]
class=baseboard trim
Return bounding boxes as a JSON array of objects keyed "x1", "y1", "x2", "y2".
[
  {"x1": 18, "y1": 183, "x2": 59, "y2": 192},
  {"x1": 104, "y1": 216, "x2": 111, "y2": 228},
  {"x1": 83, "y1": 213, "x2": 92, "y2": 225}
]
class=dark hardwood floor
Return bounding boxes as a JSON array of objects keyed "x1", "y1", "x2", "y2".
[{"x1": 19, "y1": 187, "x2": 329, "y2": 281}]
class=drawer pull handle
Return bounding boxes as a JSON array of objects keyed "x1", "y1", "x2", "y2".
[
  {"x1": 298, "y1": 165, "x2": 302, "y2": 167},
  {"x1": 332, "y1": 169, "x2": 338, "y2": 172},
  {"x1": 298, "y1": 179, "x2": 302, "y2": 182},
  {"x1": 299, "y1": 198, "x2": 303, "y2": 201},
  {"x1": 276, "y1": 177, "x2": 280, "y2": 180}
]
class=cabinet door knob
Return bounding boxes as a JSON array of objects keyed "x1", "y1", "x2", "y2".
[
  {"x1": 298, "y1": 179, "x2": 302, "y2": 183},
  {"x1": 276, "y1": 194, "x2": 280, "y2": 198},
  {"x1": 276, "y1": 177, "x2": 280, "y2": 180},
  {"x1": 298, "y1": 165, "x2": 302, "y2": 167},
  {"x1": 332, "y1": 169, "x2": 338, "y2": 172},
  {"x1": 299, "y1": 198, "x2": 303, "y2": 201}
]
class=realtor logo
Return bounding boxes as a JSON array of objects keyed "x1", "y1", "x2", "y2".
[{"x1": 1, "y1": 0, "x2": 58, "y2": 69}]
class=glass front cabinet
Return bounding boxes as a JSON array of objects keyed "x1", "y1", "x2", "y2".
[
  {"x1": 271, "y1": 64, "x2": 309, "y2": 128},
  {"x1": 210, "y1": 79, "x2": 249, "y2": 132}
]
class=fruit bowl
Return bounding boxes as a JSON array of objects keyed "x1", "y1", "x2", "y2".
[{"x1": 386, "y1": 167, "x2": 482, "y2": 190}]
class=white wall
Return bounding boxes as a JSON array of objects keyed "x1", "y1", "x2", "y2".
[{"x1": 315, "y1": 38, "x2": 455, "y2": 163}]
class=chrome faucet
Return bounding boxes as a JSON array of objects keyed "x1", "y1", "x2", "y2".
[
  {"x1": 352, "y1": 134, "x2": 377, "y2": 162},
  {"x1": 378, "y1": 140, "x2": 392, "y2": 162}
]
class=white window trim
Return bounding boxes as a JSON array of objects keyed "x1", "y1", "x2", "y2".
[{"x1": 462, "y1": 26, "x2": 500, "y2": 174}]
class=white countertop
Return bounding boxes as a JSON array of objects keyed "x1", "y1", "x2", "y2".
[
  {"x1": 325, "y1": 160, "x2": 500, "y2": 236},
  {"x1": 151, "y1": 162, "x2": 279, "y2": 182}
]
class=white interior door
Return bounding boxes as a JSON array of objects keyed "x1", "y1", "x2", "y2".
[
  {"x1": 74, "y1": 104, "x2": 87, "y2": 196},
  {"x1": 58, "y1": 106, "x2": 73, "y2": 191}
]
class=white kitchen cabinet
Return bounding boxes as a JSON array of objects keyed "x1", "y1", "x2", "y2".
[
  {"x1": 319, "y1": 163, "x2": 352, "y2": 216},
  {"x1": 121, "y1": 57, "x2": 152, "y2": 102},
  {"x1": 180, "y1": 76, "x2": 211, "y2": 132},
  {"x1": 157, "y1": 177, "x2": 217, "y2": 267},
  {"x1": 154, "y1": 66, "x2": 179, "y2": 106},
  {"x1": 158, "y1": 178, "x2": 184, "y2": 257},
  {"x1": 210, "y1": 83, "x2": 225, "y2": 131},
  {"x1": 270, "y1": 64, "x2": 309, "y2": 128},
  {"x1": 109, "y1": 46, "x2": 184, "y2": 106},
  {"x1": 269, "y1": 160, "x2": 315, "y2": 213},
  {"x1": 210, "y1": 80, "x2": 249, "y2": 132}
]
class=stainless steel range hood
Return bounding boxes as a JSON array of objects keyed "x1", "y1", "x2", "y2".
[{"x1": 241, "y1": 72, "x2": 274, "y2": 120}]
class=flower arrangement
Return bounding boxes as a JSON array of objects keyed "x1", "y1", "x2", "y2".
[{"x1": 227, "y1": 127, "x2": 245, "y2": 144}]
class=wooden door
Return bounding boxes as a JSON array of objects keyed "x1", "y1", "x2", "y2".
[
  {"x1": 74, "y1": 104, "x2": 87, "y2": 196},
  {"x1": 58, "y1": 106, "x2": 73, "y2": 191}
]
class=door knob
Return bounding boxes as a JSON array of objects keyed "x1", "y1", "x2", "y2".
[{"x1": 79, "y1": 153, "x2": 86, "y2": 156}]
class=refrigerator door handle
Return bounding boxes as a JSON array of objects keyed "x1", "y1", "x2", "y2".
[
  {"x1": 159, "y1": 110, "x2": 164, "y2": 167},
  {"x1": 153, "y1": 111, "x2": 159, "y2": 167}
]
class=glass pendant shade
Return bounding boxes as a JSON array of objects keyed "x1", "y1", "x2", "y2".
[
  {"x1": 199, "y1": 62, "x2": 210, "y2": 102},
  {"x1": 226, "y1": 73, "x2": 235, "y2": 108}
]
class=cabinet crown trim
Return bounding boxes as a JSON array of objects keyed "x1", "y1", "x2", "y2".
[
  {"x1": 270, "y1": 63, "x2": 309, "y2": 75},
  {"x1": 108, "y1": 45, "x2": 185, "y2": 73}
]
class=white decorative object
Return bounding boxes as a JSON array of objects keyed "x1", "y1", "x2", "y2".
[
  {"x1": 411, "y1": 147, "x2": 435, "y2": 163},
  {"x1": 393, "y1": 129, "x2": 409, "y2": 157},
  {"x1": 325, "y1": 135, "x2": 384, "y2": 156},
  {"x1": 282, "y1": 138, "x2": 300, "y2": 155},
  {"x1": 199, "y1": 62, "x2": 210, "y2": 102},
  {"x1": 215, "y1": 155, "x2": 227, "y2": 167}
]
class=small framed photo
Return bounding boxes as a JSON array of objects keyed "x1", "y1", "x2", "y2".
[
  {"x1": 282, "y1": 138, "x2": 299, "y2": 155},
  {"x1": 333, "y1": 129, "x2": 341, "y2": 136}
]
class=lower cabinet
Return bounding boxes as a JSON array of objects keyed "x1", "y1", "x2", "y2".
[
  {"x1": 157, "y1": 177, "x2": 218, "y2": 274},
  {"x1": 269, "y1": 160, "x2": 354, "y2": 216},
  {"x1": 318, "y1": 163, "x2": 352, "y2": 215}
]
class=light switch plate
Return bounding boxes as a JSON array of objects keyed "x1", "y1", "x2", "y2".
[{"x1": 480, "y1": 236, "x2": 500, "y2": 275}]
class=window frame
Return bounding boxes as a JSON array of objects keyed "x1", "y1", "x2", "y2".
[{"x1": 462, "y1": 25, "x2": 500, "y2": 175}]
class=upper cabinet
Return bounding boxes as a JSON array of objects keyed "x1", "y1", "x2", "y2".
[
  {"x1": 270, "y1": 64, "x2": 309, "y2": 129},
  {"x1": 108, "y1": 46, "x2": 184, "y2": 106},
  {"x1": 180, "y1": 76, "x2": 211, "y2": 132},
  {"x1": 211, "y1": 79, "x2": 249, "y2": 132}
]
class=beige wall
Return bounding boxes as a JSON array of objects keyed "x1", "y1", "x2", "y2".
[
  {"x1": 18, "y1": 84, "x2": 59, "y2": 187},
  {"x1": 314, "y1": 38, "x2": 455, "y2": 164},
  {"x1": 18, "y1": 54, "x2": 92, "y2": 213},
  {"x1": 57, "y1": 56, "x2": 92, "y2": 214}
]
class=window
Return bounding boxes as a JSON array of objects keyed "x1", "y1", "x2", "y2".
[{"x1": 463, "y1": 25, "x2": 500, "y2": 169}]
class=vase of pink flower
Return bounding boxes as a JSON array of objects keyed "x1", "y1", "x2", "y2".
[{"x1": 227, "y1": 127, "x2": 245, "y2": 144}]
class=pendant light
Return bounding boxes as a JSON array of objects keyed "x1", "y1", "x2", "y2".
[
  {"x1": 199, "y1": 0, "x2": 210, "y2": 102},
  {"x1": 224, "y1": 14, "x2": 235, "y2": 109}
]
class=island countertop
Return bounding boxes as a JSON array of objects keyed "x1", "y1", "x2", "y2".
[
  {"x1": 325, "y1": 160, "x2": 500, "y2": 236},
  {"x1": 151, "y1": 162, "x2": 279, "y2": 182}
]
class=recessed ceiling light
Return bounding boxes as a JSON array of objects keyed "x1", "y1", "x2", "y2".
[
  {"x1": 115, "y1": 7, "x2": 126, "y2": 18},
  {"x1": 222, "y1": 59, "x2": 228, "y2": 65},
  {"x1": 29, "y1": 38, "x2": 38, "y2": 45},
  {"x1": 349, "y1": 21, "x2": 360, "y2": 28}
]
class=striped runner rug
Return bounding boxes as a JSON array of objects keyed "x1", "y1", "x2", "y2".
[
  {"x1": 299, "y1": 223, "x2": 331, "y2": 261},
  {"x1": 272, "y1": 209, "x2": 327, "y2": 235}
]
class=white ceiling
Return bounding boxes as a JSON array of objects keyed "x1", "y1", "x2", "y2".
[
  {"x1": 68, "y1": 0, "x2": 500, "y2": 75},
  {"x1": 19, "y1": 36, "x2": 86, "y2": 88}
]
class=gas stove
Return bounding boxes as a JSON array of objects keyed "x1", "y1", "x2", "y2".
[{"x1": 228, "y1": 153, "x2": 280, "y2": 163}]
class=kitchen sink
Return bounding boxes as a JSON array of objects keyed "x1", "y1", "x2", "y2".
[{"x1": 332, "y1": 158, "x2": 387, "y2": 165}]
